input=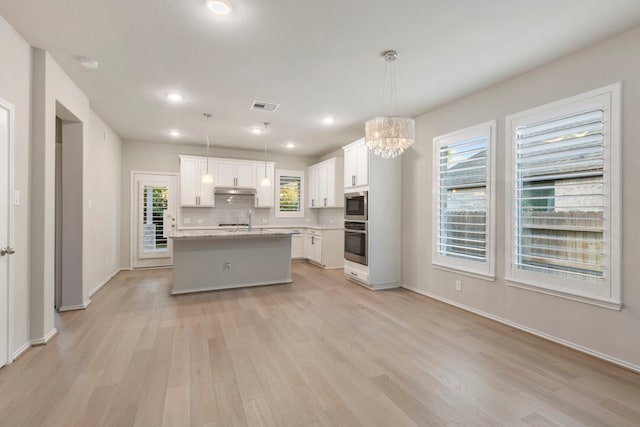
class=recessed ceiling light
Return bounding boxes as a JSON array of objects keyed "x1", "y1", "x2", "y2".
[
  {"x1": 166, "y1": 93, "x2": 183, "y2": 102},
  {"x1": 286, "y1": 142, "x2": 295, "y2": 149},
  {"x1": 323, "y1": 116, "x2": 335, "y2": 125},
  {"x1": 168, "y1": 130, "x2": 181, "y2": 137},
  {"x1": 251, "y1": 128, "x2": 263, "y2": 135},
  {"x1": 206, "y1": 0, "x2": 232, "y2": 15},
  {"x1": 79, "y1": 57, "x2": 99, "y2": 69}
]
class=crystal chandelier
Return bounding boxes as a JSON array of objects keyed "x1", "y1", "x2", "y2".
[
  {"x1": 202, "y1": 113, "x2": 214, "y2": 184},
  {"x1": 364, "y1": 50, "x2": 415, "y2": 159}
]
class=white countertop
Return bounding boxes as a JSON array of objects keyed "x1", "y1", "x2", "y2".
[
  {"x1": 170, "y1": 228, "x2": 299, "y2": 240},
  {"x1": 178, "y1": 224, "x2": 344, "y2": 232}
]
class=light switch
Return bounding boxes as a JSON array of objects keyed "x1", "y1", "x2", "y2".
[
  {"x1": 14, "y1": 190, "x2": 20, "y2": 206},
  {"x1": 88, "y1": 198, "x2": 93, "y2": 209}
]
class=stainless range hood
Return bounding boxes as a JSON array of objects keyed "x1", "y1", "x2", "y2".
[{"x1": 214, "y1": 187, "x2": 257, "y2": 196}]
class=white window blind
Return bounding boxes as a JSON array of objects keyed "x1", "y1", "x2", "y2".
[
  {"x1": 433, "y1": 121, "x2": 496, "y2": 278},
  {"x1": 141, "y1": 185, "x2": 168, "y2": 254},
  {"x1": 276, "y1": 170, "x2": 304, "y2": 217},
  {"x1": 515, "y1": 108, "x2": 604, "y2": 282},
  {"x1": 506, "y1": 83, "x2": 621, "y2": 308}
]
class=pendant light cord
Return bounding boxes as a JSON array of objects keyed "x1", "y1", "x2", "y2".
[
  {"x1": 263, "y1": 122, "x2": 270, "y2": 178},
  {"x1": 204, "y1": 113, "x2": 212, "y2": 175}
]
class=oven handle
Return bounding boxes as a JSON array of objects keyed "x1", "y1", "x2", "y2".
[{"x1": 345, "y1": 229, "x2": 367, "y2": 234}]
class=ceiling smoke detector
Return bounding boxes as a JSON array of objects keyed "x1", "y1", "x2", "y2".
[{"x1": 250, "y1": 101, "x2": 280, "y2": 113}]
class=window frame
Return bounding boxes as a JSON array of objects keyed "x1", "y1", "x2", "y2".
[
  {"x1": 275, "y1": 169, "x2": 305, "y2": 218},
  {"x1": 432, "y1": 120, "x2": 497, "y2": 280},
  {"x1": 505, "y1": 83, "x2": 622, "y2": 310}
]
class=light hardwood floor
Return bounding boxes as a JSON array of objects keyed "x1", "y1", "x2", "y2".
[{"x1": 1, "y1": 263, "x2": 639, "y2": 426}]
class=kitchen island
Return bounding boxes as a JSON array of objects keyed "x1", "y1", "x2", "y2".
[{"x1": 169, "y1": 228, "x2": 297, "y2": 295}]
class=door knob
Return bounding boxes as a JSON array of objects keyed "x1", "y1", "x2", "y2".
[{"x1": 0, "y1": 247, "x2": 15, "y2": 256}]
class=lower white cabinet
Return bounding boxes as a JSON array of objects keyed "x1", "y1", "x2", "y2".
[
  {"x1": 304, "y1": 228, "x2": 343, "y2": 268},
  {"x1": 305, "y1": 232, "x2": 323, "y2": 264},
  {"x1": 291, "y1": 232, "x2": 304, "y2": 259}
]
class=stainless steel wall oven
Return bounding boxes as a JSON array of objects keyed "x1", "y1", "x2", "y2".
[{"x1": 344, "y1": 221, "x2": 367, "y2": 265}]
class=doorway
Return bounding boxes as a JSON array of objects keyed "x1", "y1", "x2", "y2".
[
  {"x1": 131, "y1": 172, "x2": 177, "y2": 268},
  {"x1": 0, "y1": 98, "x2": 15, "y2": 367},
  {"x1": 54, "y1": 103, "x2": 84, "y2": 311}
]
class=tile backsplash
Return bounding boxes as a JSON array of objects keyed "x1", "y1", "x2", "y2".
[{"x1": 179, "y1": 195, "x2": 343, "y2": 228}]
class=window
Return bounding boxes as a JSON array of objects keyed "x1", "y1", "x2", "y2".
[
  {"x1": 276, "y1": 169, "x2": 304, "y2": 217},
  {"x1": 505, "y1": 84, "x2": 621, "y2": 309},
  {"x1": 432, "y1": 121, "x2": 496, "y2": 279}
]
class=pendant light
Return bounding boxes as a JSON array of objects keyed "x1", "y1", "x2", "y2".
[
  {"x1": 260, "y1": 122, "x2": 271, "y2": 186},
  {"x1": 202, "y1": 113, "x2": 214, "y2": 184},
  {"x1": 364, "y1": 50, "x2": 415, "y2": 159}
]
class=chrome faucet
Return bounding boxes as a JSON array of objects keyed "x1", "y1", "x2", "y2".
[{"x1": 247, "y1": 209, "x2": 252, "y2": 231}]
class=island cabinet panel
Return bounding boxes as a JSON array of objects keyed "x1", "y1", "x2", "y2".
[
  {"x1": 170, "y1": 231, "x2": 294, "y2": 294},
  {"x1": 179, "y1": 155, "x2": 215, "y2": 207}
]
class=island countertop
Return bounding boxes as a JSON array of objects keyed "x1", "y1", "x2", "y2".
[{"x1": 169, "y1": 228, "x2": 299, "y2": 240}]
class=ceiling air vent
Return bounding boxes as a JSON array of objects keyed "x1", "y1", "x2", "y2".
[{"x1": 250, "y1": 101, "x2": 280, "y2": 113}]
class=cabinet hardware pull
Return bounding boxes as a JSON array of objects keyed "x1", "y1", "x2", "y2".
[
  {"x1": 0, "y1": 247, "x2": 15, "y2": 256},
  {"x1": 324, "y1": 197, "x2": 327, "y2": 206}
]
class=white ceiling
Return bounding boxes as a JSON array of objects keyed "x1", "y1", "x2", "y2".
[{"x1": 2, "y1": 1, "x2": 640, "y2": 156}]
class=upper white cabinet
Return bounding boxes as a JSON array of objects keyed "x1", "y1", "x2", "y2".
[
  {"x1": 179, "y1": 155, "x2": 215, "y2": 207},
  {"x1": 308, "y1": 157, "x2": 344, "y2": 208},
  {"x1": 215, "y1": 159, "x2": 256, "y2": 188},
  {"x1": 255, "y1": 162, "x2": 275, "y2": 208},
  {"x1": 343, "y1": 139, "x2": 369, "y2": 189}
]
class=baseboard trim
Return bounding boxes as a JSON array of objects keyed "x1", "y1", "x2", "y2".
[
  {"x1": 12, "y1": 342, "x2": 30, "y2": 361},
  {"x1": 171, "y1": 278, "x2": 293, "y2": 295},
  {"x1": 401, "y1": 285, "x2": 640, "y2": 374},
  {"x1": 58, "y1": 299, "x2": 91, "y2": 312},
  {"x1": 89, "y1": 267, "x2": 125, "y2": 298},
  {"x1": 31, "y1": 328, "x2": 58, "y2": 346}
]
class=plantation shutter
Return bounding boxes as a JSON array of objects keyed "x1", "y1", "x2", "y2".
[
  {"x1": 279, "y1": 174, "x2": 302, "y2": 212},
  {"x1": 436, "y1": 135, "x2": 488, "y2": 262},
  {"x1": 514, "y1": 107, "x2": 605, "y2": 282}
]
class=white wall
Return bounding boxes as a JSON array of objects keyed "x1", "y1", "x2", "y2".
[
  {"x1": 84, "y1": 111, "x2": 122, "y2": 297},
  {"x1": 0, "y1": 14, "x2": 122, "y2": 352},
  {"x1": 0, "y1": 15, "x2": 31, "y2": 356},
  {"x1": 120, "y1": 140, "x2": 321, "y2": 268},
  {"x1": 401, "y1": 26, "x2": 640, "y2": 369}
]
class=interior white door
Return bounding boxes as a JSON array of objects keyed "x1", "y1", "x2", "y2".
[
  {"x1": 132, "y1": 173, "x2": 177, "y2": 268},
  {"x1": 0, "y1": 100, "x2": 14, "y2": 367}
]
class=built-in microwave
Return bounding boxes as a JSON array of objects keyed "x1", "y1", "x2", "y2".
[
  {"x1": 344, "y1": 221, "x2": 367, "y2": 265},
  {"x1": 344, "y1": 191, "x2": 368, "y2": 221}
]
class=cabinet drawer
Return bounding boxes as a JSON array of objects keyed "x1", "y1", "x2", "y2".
[
  {"x1": 306, "y1": 229, "x2": 322, "y2": 237},
  {"x1": 344, "y1": 265, "x2": 369, "y2": 283}
]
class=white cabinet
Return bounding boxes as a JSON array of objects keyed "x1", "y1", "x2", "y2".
[
  {"x1": 215, "y1": 159, "x2": 256, "y2": 188},
  {"x1": 304, "y1": 228, "x2": 343, "y2": 268},
  {"x1": 308, "y1": 166, "x2": 318, "y2": 208},
  {"x1": 342, "y1": 137, "x2": 401, "y2": 290},
  {"x1": 308, "y1": 157, "x2": 344, "y2": 208},
  {"x1": 179, "y1": 155, "x2": 215, "y2": 207},
  {"x1": 305, "y1": 231, "x2": 323, "y2": 264},
  {"x1": 343, "y1": 140, "x2": 368, "y2": 189},
  {"x1": 255, "y1": 162, "x2": 275, "y2": 208},
  {"x1": 291, "y1": 231, "x2": 304, "y2": 259}
]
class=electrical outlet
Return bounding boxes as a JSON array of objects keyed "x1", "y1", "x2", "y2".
[
  {"x1": 262, "y1": 218, "x2": 268, "y2": 223},
  {"x1": 183, "y1": 217, "x2": 191, "y2": 224},
  {"x1": 197, "y1": 219, "x2": 203, "y2": 224},
  {"x1": 455, "y1": 280, "x2": 462, "y2": 292}
]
